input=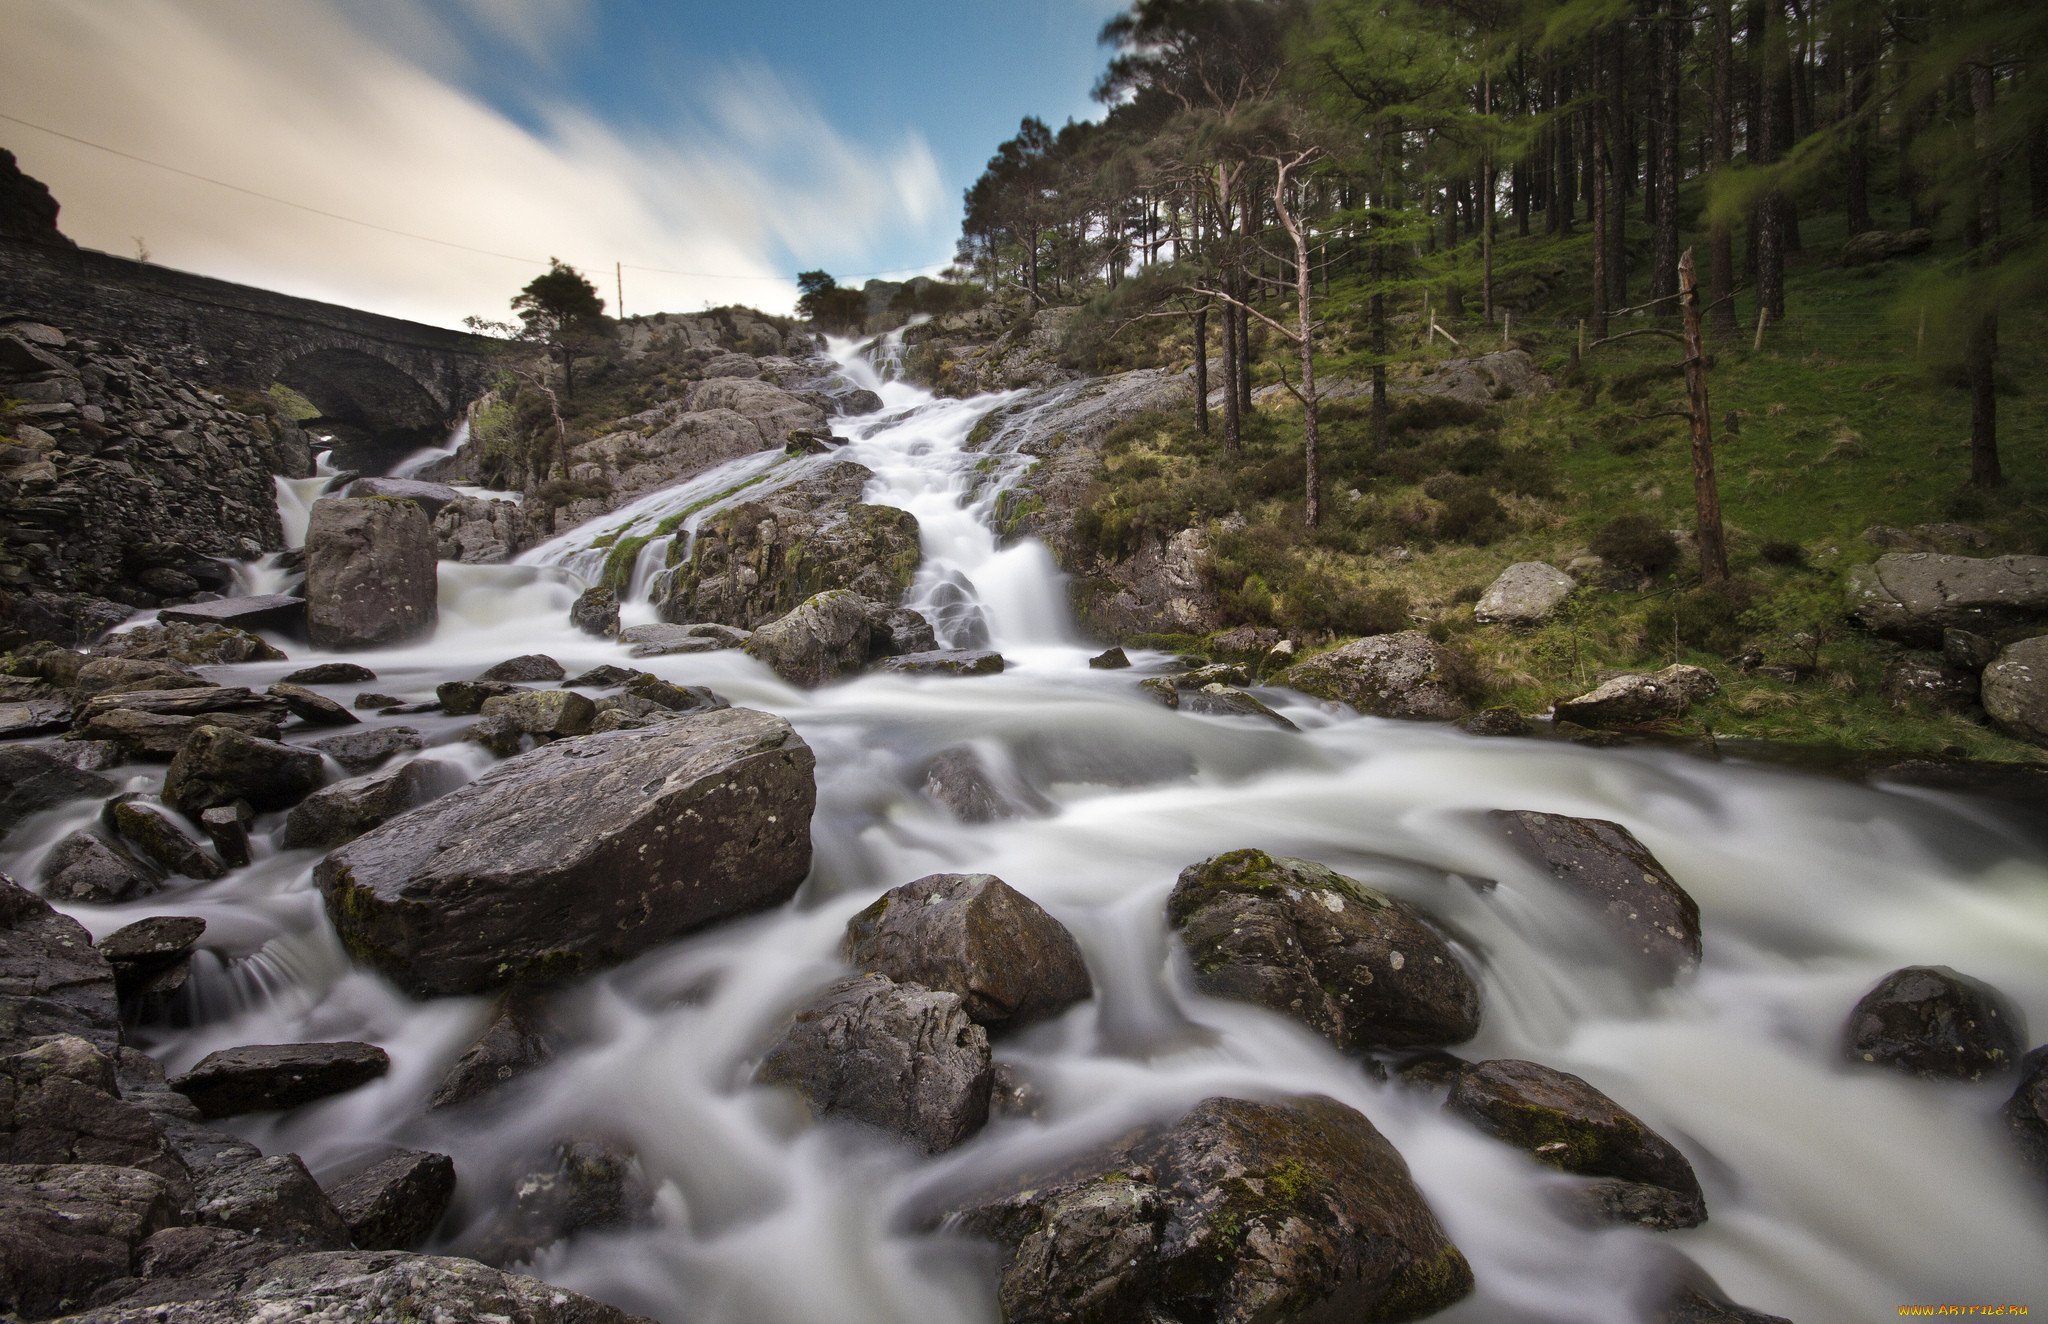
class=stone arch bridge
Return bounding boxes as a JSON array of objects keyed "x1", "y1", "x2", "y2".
[{"x1": 0, "y1": 237, "x2": 499, "y2": 469}]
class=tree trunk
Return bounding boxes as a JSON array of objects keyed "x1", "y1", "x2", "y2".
[
  {"x1": 1235, "y1": 267, "x2": 1253, "y2": 417},
  {"x1": 1679, "y1": 249, "x2": 1729, "y2": 584},
  {"x1": 1652, "y1": 0, "x2": 1683, "y2": 309},
  {"x1": 1709, "y1": 0, "x2": 1738, "y2": 338},
  {"x1": 1193, "y1": 303, "x2": 1211, "y2": 437},
  {"x1": 1274, "y1": 159, "x2": 1322, "y2": 527},
  {"x1": 1755, "y1": 0, "x2": 1786, "y2": 323},
  {"x1": 1842, "y1": 1, "x2": 1873, "y2": 235},
  {"x1": 1482, "y1": 73, "x2": 1496, "y2": 323},
  {"x1": 1606, "y1": 28, "x2": 1630, "y2": 310},
  {"x1": 1591, "y1": 42, "x2": 1612, "y2": 338}
]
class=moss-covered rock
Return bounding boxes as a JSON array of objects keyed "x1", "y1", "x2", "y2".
[
  {"x1": 1169, "y1": 850, "x2": 1480, "y2": 1052},
  {"x1": 1279, "y1": 632, "x2": 1473, "y2": 722},
  {"x1": 954, "y1": 1093, "x2": 1473, "y2": 1323}
]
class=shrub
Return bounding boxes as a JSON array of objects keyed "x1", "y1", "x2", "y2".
[
  {"x1": 1758, "y1": 539, "x2": 1807, "y2": 567},
  {"x1": 1644, "y1": 581, "x2": 1758, "y2": 657},
  {"x1": 1591, "y1": 513, "x2": 1681, "y2": 578}
]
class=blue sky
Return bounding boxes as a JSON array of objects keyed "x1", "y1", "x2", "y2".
[{"x1": 0, "y1": 0, "x2": 1123, "y2": 325}]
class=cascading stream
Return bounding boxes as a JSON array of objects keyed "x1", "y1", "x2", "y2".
[{"x1": 4, "y1": 337, "x2": 2044, "y2": 1322}]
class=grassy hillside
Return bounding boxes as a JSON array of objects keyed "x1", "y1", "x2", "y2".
[{"x1": 1067, "y1": 210, "x2": 2048, "y2": 761}]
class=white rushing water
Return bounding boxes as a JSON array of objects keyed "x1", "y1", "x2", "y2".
[{"x1": 6, "y1": 340, "x2": 2046, "y2": 1322}]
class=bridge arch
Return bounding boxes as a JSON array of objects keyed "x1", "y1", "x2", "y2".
[{"x1": 270, "y1": 342, "x2": 453, "y2": 473}]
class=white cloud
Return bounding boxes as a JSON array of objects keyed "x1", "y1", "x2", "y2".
[{"x1": 0, "y1": 0, "x2": 949, "y2": 326}]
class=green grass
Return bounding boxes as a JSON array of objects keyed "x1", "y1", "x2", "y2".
[{"x1": 1071, "y1": 209, "x2": 2047, "y2": 762}]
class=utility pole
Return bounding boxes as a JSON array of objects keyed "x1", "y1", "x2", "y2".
[{"x1": 615, "y1": 262, "x2": 624, "y2": 319}]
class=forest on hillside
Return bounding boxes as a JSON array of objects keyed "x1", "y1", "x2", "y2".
[{"x1": 934, "y1": 0, "x2": 2043, "y2": 511}]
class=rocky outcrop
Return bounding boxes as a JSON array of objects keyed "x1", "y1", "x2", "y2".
[
  {"x1": 1982, "y1": 635, "x2": 2048, "y2": 746},
  {"x1": 842, "y1": 873, "x2": 1092, "y2": 1031},
  {"x1": 0, "y1": 873, "x2": 119, "y2": 1054},
  {"x1": 0, "y1": 318, "x2": 307, "y2": 648},
  {"x1": 1843, "y1": 965, "x2": 2022, "y2": 1081},
  {"x1": 756, "y1": 973, "x2": 993, "y2": 1153},
  {"x1": 304, "y1": 497, "x2": 438, "y2": 649},
  {"x1": 1475, "y1": 562, "x2": 1576, "y2": 626},
  {"x1": 1848, "y1": 552, "x2": 2048, "y2": 645},
  {"x1": 317, "y1": 708, "x2": 816, "y2": 996},
  {"x1": 1170, "y1": 850, "x2": 1481, "y2": 1052},
  {"x1": 1555, "y1": 663, "x2": 1719, "y2": 727},
  {"x1": 902, "y1": 304, "x2": 1082, "y2": 397},
  {"x1": 1445, "y1": 1058, "x2": 1707, "y2": 1229},
  {"x1": 953, "y1": 1093, "x2": 1473, "y2": 1323},
  {"x1": 1279, "y1": 632, "x2": 1473, "y2": 721},
  {"x1": 658, "y1": 459, "x2": 920, "y2": 629},
  {"x1": 432, "y1": 494, "x2": 548, "y2": 564},
  {"x1": 1, "y1": 149, "x2": 75, "y2": 247},
  {"x1": 1492, "y1": 810, "x2": 1702, "y2": 984}
]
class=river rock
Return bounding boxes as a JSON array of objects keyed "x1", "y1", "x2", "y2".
[
  {"x1": 2003, "y1": 1046, "x2": 2048, "y2": 1182},
  {"x1": 342, "y1": 476, "x2": 461, "y2": 515},
  {"x1": 0, "y1": 1163, "x2": 180, "y2": 1318},
  {"x1": 1843, "y1": 965, "x2": 2023, "y2": 1081},
  {"x1": 1169, "y1": 850, "x2": 1481, "y2": 1052},
  {"x1": 326, "y1": 1149, "x2": 456, "y2": 1251},
  {"x1": 614, "y1": 623, "x2": 721, "y2": 657},
  {"x1": 40, "y1": 830, "x2": 164, "y2": 904},
  {"x1": 318, "y1": 707, "x2": 816, "y2": 996},
  {"x1": 920, "y1": 747, "x2": 1038, "y2": 823},
  {"x1": 103, "y1": 798, "x2": 225, "y2": 881},
  {"x1": 1278, "y1": 631, "x2": 1472, "y2": 721},
  {"x1": 163, "y1": 725, "x2": 325, "y2": 817},
  {"x1": 72, "y1": 687, "x2": 288, "y2": 758},
  {"x1": 1174, "y1": 683, "x2": 1299, "y2": 729},
  {"x1": 1475, "y1": 562, "x2": 1576, "y2": 626},
  {"x1": 873, "y1": 649, "x2": 1005, "y2": 676},
  {"x1": 478, "y1": 653, "x2": 567, "y2": 683},
  {"x1": 1492, "y1": 810, "x2": 1702, "y2": 984},
  {"x1": 1555, "y1": 664, "x2": 1719, "y2": 727},
  {"x1": 171, "y1": 1042, "x2": 391, "y2": 1119},
  {"x1": 954, "y1": 1093, "x2": 1473, "y2": 1323},
  {"x1": 1982, "y1": 635, "x2": 2048, "y2": 746},
  {"x1": 72, "y1": 657, "x2": 207, "y2": 698},
  {"x1": 1646, "y1": 1252, "x2": 1795, "y2": 1324},
  {"x1": 742, "y1": 589, "x2": 894, "y2": 687},
  {"x1": 435, "y1": 678, "x2": 523, "y2": 715},
  {"x1": 0, "y1": 873, "x2": 119, "y2": 1054},
  {"x1": 0, "y1": 744, "x2": 115, "y2": 839},
  {"x1": 281, "y1": 760, "x2": 444, "y2": 851},
  {"x1": 430, "y1": 993, "x2": 555, "y2": 1109},
  {"x1": 92, "y1": 623, "x2": 286, "y2": 667},
  {"x1": 1088, "y1": 647, "x2": 1129, "y2": 669},
  {"x1": 0, "y1": 695, "x2": 72, "y2": 739},
  {"x1": 843, "y1": 873, "x2": 1092, "y2": 1031},
  {"x1": 304, "y1": 497, "x2": 438, "y2": 650},
  {"x1": 1848, "y1": 552, "x2": 2048, "y2": 645},
  {"x1": 281, "y1": 662, "x2": 376, "y2": 686},
  {"x1": 0, "y1": 1035, "x2": 190, "y2": 1191},
  {"x1": 622, "y1": 673, "x2": 727, "y2": 713},
  {"x1": 479, "y1": 688, "x2": 597, "y2": 738},
  {"x1": 562, "y1": 663, "x2": 640, "y2": 689},
  {"x1": 190, "y1": 1151, "x2": 352, "y2": 1247},
  {"x1": 99, "y1": 916, "x2": 206, "y2": 998},
  {"x1": 266, "y1": 683, "x2": 358, "y2": 727},
  {"x1": 569, "y1": 585, "x2": 620, "y2": 638},
  {"x1": 756, "y1": 972, "x2": 992, "y2": 1153},
  {"x1": 1463, "y1": 706, "x2": 1532, "y2": 737},
  {"x1": 308, "y1": 725, "x2": 423, "y2": 774},
  {"x1": 485, "y1": 1138, "x2": 655, "y2": 1266},
  {"x1": 1445, "y1": 1058, "x2": 1707, "y2": 1230},
  {"x1": 51, "y1": 1249, "x2": 654, "y2": 1323},
  {"x1": 158, "y1": 595, "x2": 306, "y2": 637},
  {"x1": 198, "y1": 804, "x2": 252, "y2": 868}
]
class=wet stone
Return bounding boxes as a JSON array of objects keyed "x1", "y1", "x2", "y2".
[
  {"x1": 162, "y1": 725, "x2": 325, "y2": 817},
  {"x1": 98, "y1": 915, "x2": 206, "y2": 997},
  {"x1": 325, "y1": 1149, "x2": 457, "y2": 1252},
  {"x1": 267, "y1": 683, "x2": 359, "y2": 727},
  {"x1": 1492, "y1": 810, "x2": 1702, "y2": 985},
  {"x1": 103, "y1": 796, "x2": 225, "y2": 881},
  {"x1": 40, "y1": 830, "x2": 164, "y2": 904},
  {"x1": 477, "y1": 654, "x2": 566, "y2": 683},
  {"x1": 429, "y1": 993, "x2": 555, "y2": 1110},
  {"x1": 170, "y1": 1042, "x2": 391, "y2": 1119},
  {"x1": 435, "y1": 679, "x2": 523, "y2": 716},
  {"x1": 308, "y1": 725, "x2": 424, "y2": 774},
  {"x1": 1843, "y1": 965, "x2": 2023, "y2": 1081},
  {"x1": 281, "y1": 760, "x2": 443, "y2": 851},
  {"x1": 1087, "y1": 646, "x2": 1130, "y2": 669},
  {"x1": 198, "y1": 803, "x2": 252, "y2": 868},
  {"x1": 280, "y1": 662, "x2": 377, "y2": 686}
]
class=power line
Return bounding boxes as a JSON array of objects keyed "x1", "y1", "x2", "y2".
[{"x1": 0, "y1": 110, "x2": 954, "y2": 285}]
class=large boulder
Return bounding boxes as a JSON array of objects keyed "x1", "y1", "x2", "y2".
[
  {"x1": 744, "y1": 589, "x2": 929, "y2": 688},
  {"x1": 326, "y1": 1150, "x2": 456, "y2": 1251},
  {"x1": 317, "y1": 708, "x2": 816, "y2": 996},
  {"x1": 1842, "y1": 965, "x2": 2023, "y2": 1081},
  {"x1": 39, "y1": 831, "x2": 164, "y2": 904},
  {"x1": 1555, "y1": 664, "x2": 1719, "y2": 727},
  {"x1": 842, "y1": 873, "x2": 1092, "y2": 1031},
  {"x1": 304, "y1": 497, "x2": 439, "y2": 650},
  {"x1": 0, "y1": 744, "x2": 115, "y2": 838},
  {"x1": 1169, "y1": 850, "x2": 1481, "y2": 1052},
  {"x1": 281, "y1": 760, "x2": 444, "y2": 851},
  {"x1": 1492, "y1": 810, "x2": 1701, "y2": 984},
  {"x1": 1278, "y1": 632, "x2": 1472, "y2": 721},
  {"x1": 1474, "y1": 562, "x2": 1576, "y2": 626},
  {"x1": 1446, "y1": 1058, "x2": 1706, "y2": 1230},
  {"x1": 755, "y1": 972, "x2": 992, "y2": 1153},
  {"x1": 0, "y1": 877, "x2": 124, "y2": 1057},
  {"x1": 1981, "y1": 635, "x2": 2048, "y2": 747},
  {"x1": 101, "y1": 798, "x2": 224, "y2": 881},
  {"x1": 157, "y1": 595, "x2": 306, "y2": 637},
  {"x1": 308, "y1": 725, "x2": 423, "y2": 774},
  {"x1": 342, "y1": 477, "x2": 461, "y2": 516},
  {"x1": 659, "y1": 460, "x2": 921, "y2": 628},
  {"x1": 1847, "y1": 552, "x2": 2048, "y2": 645},
  {"x1": 0, "y1": 1035, "x2": 191, "y2": 1195},
  {"x1": 0, "y1": 1163, "x2": 180, "y2": 1318},
  {"x1": 954, "y1": 1093, "x2": 1473, "y2": 1323},
  {"x1": 70, "y1": 688, "x2": 287, "y2": 759},
  {"x1": 162, "y1": 725, "x2": 325, "y2": 817},
  {"x1": 2004, "y1": 1046, "x2": 2048, "y2": 1184},
  {"x1": 569, "y1": 586, "x2": 620, "y2": 638}
]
